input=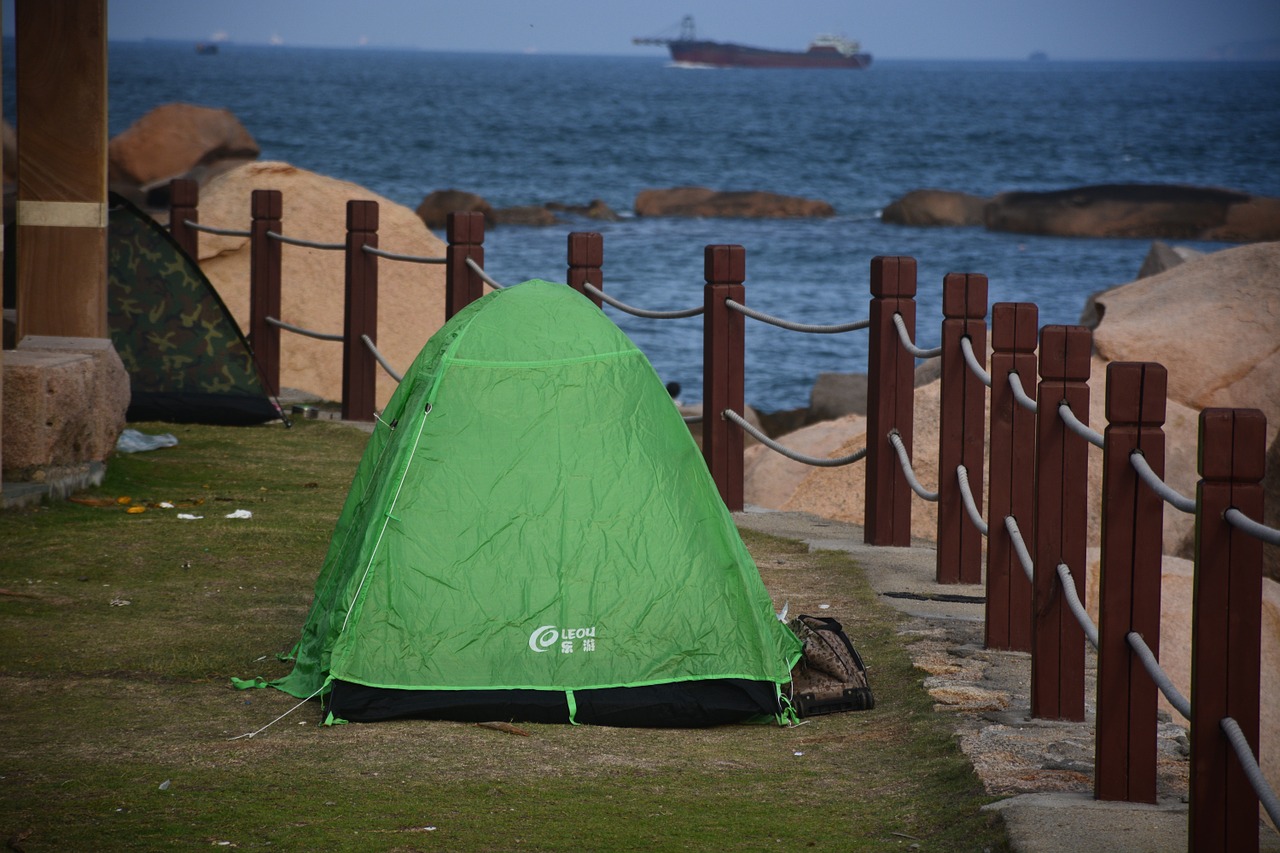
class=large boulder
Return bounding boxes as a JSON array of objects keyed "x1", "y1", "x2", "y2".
[
  {"x1": 635, "y1": 186, "x2": 835, "y2": 219},
  {"x1": 983, "y1": 184, "x2": 1280, "y2": 242},
  {"x1": 881, "y1": 189, "x2": 989, "y2": 227},
  {"x1": 107, "y1": 103, "x2": 260, "y2": 188},
  {"x1": 808, "y1": 372, "x2": 868, "y2": 421},
  {"x1": 1090, "y1": 241, "x2": 1280, "y2": 443},
  {"x1": 194, "y1": 162, "x2": 448, "y2": 410},
  {"x1": 415, "y1": 189, "x2": 493, "y2": 229}
]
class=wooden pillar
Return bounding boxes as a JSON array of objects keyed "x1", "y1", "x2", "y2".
[
  {"x1": 248, "y1": 190, "x2": 282, "y2": 398},
  {"x1": 864, "y1": 256, "x2": 918, "y2": 546},
  {"x1": 342, "y1": 200, "x2": 379, "y2": 422},
  {"x1": 985, "y1": 302, "x2": 1038, "y2": 652},
  {"x1": 1095, "y1": 362, "x2": 1167, "y2": 804},
  {"x1": 1189, "y1": 408, "x2": 1266, "y2": 853},
  {"x1": 567, "y1": 232, "x2": 603, "y2": 308},
  {"x1": 702, "y1": 244, "x2": 746, "y2": 511},
  {"x1": 14, "y1": 0, "x2": 109, "y2": 340},
  {"x1": 936, "y1": 273, "x2": 988, "y2": 583},
  {"x1": 168, "y1": 178, "x2": 199, "y2": 260},
  {"x1": 1031, "y1": 325, "x2": 1092, "y2": 721},
  {"x1": 445, "y1": 212, "x2": 484, "y2": 319}
]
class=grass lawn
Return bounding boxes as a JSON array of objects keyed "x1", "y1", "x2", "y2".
[{"x1": 0, "y1": 419, "x2": 1008, "y2": 851}]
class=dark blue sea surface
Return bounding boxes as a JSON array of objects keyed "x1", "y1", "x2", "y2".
[{"x1": 9, "y1": 43, "x2": 1279, "y2": 409}]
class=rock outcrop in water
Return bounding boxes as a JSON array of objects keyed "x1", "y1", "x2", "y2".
[
  {"x1": 880, "y1": 189, "x2": 988, "y2": 227},
  {"x1": 635, "y1": 186, "x2": 835, "y2": 219},
  {"x1": 883, "y1": 183, "x2": 1280, "y2": 243},
  {"x1": 985, "y1": 184, "x2": 1280, "y2": 242},
  {"x1": 415, "y1": 190, "x2": 620, "y2": 229}
]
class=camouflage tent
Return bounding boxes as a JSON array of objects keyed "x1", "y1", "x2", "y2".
[{"x1": 107, "y1": 193, "x2": 279, "y2": 425}]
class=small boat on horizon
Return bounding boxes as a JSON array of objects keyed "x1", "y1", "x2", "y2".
[{"x1": 633, "y1": 16, "x2": 871, "y2": 70}]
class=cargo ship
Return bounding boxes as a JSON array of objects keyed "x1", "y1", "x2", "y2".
[{"x1": 633, "y1": 16, "x2": 871, "y2": 70}]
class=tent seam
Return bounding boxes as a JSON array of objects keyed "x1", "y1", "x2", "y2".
[{"x1": 338, "y1": 410, "x2": 432, "y2": 635}]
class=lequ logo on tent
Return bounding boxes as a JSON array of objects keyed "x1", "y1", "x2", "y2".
[{"x1": 529, "y1": 625, "x2": 598, "y2": 654}]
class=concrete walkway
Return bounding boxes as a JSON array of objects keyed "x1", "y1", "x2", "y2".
[{"x1": 733, "y1": 506, "x2": 1280, "y2": 853}]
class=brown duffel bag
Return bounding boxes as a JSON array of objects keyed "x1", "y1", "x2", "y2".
[{"x1": 787, "y1": 614, "x2": 875, "y2": 716}]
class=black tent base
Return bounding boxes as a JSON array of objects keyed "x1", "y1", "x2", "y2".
[
  {"x1": 327, "y1": 678, "x2": 783, "y2": 728},
  {"x1": 129, "y1": 391, "x2": 281, "y2": 426}
]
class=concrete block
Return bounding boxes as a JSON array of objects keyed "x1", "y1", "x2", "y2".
[{"x1": 2, "y1": 336, "x2": 129, "y2": 481}]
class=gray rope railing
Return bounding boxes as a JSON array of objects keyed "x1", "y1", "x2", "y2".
[
  {"x1": 361, "y1": 334, "x2": 403, "y2": 383},
  {"x1": 1058, "y1": 401, "x2": 1105, "y2": 448},
  {"x1": 266, "y1": 230, "x2": 344, "y2": 251},
  {"x1": 1221, "y1": 716, "x2": 1280, "y2": 830},
  {"x1": 959, "y1": 336, "x2": 992, "y2": 387},
  {"x1": 265, "y1": 315, "x2": 344, "y2": 342},
  {"x1": 466, "y1": 256, "x2": 505, "y2": 290},
  {"x1": 1056, "y1": 562, "x2": 1099, "y2": 649},
  {"x1": 1129, "y1": 450, "x2": 1196, "y2": 514},
  {"x1": 1126, "y1": 631, "x2": 1191, "y2": 721},
  {"x1": 361, "y1": 244, "x2": 447, "y2": 264},
  {"x1": 888, "y1": 430, "x2": 939, "y2": 501},
  {"x1": 724, "y1": 409, "x2": 868, "y2": 467},
  {"x1": 956, "y1": 464, "x2": 989, "y2": 536},
  {"x1": 182, "y1": 219, "x2": 251, "y2": 238},
  {"x1": 582, "y1": 283, "x2": 703, "y2": 320},
  {"x1": 1224, "y1": 508, "x2": 1280, "y2": 546},
  {"x1": 725, "y1": 299, "x2": 870, "y2": 334},
  {"x1": 1008, "y1": 370, "x2": 1039, "y2": 413},
  {"x1": 1004, "y1": 515, "x2": 1036, "y2": 583},
  {"x1": 892, "y1": 312, "x2": 943, "y2": 359},
  {"x1": 682, "y1": 414, "x2": 704, "y2": 425}
]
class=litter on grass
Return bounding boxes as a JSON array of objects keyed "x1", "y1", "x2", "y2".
[{"x1": 115, "y1": 429, "x2": 179, "y2": 453}]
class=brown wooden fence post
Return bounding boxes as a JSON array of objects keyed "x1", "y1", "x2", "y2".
[
  {"x1": 248, "y1": 189, "x2": 282, "y2": 398},
  {"x1": 567, "y1": 231, "x2": 603, "y2": 308},
  {"x1": 342, "y1": 200, "x2": 379, "y2": 422},
  {"x1": 168, "y1": 178, "x2": 199, "y2": 260},
  {"x1": 1031, "y1": 324, "x2": 1092, "y2": 721},
  {"x1": 937, "y1": 273, "x2": 988, "y2": 583},
  {"x1": 1095, "y1": 362, "x2": 1167, "y2": 804},
  {"x1": 703, "y1": 244, "x2": 746, "y2": 511},
  {"x1": 445, "y1": 211, "x2": 485, "y2": 319},
  {"x1": 985, "y1": 302, "x2": 1038, "y2": 651},
  {"x1": 1189, "y1": 407, "x2": 1266, "y2": 853},
  {"x1": 864, "y1": 256, "x2": 918, "y2": 546}
]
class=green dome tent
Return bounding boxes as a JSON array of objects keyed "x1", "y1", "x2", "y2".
[{"x1": 241, "y1": 280, "x2": 801, "y2": 727}]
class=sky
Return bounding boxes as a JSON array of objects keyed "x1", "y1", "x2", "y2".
[{"x1": 3, "y1": 0, "x2": 1279, "y2": 61}]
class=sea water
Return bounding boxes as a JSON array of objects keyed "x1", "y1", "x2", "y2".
[{"x1": 7, "y1": 43, "x2": 1279, "y2": 410}]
